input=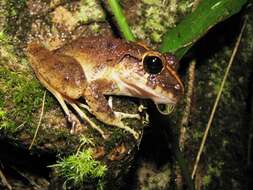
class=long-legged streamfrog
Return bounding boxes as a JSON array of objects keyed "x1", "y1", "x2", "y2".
[{"x1": 26, "y1": 36, "x2": 184, "y2": 140}]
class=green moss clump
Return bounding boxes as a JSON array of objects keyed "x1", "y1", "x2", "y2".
[
  {"x1": 131, "y1": 0, "x2": 193, "y2": 43},
  {"x1": 0, "y1": 31, "x2": 17, "y2": 61},
  {"x1": 0, "y1": 26, "x2": 56, "y2": 134},
  {"x1": 0, "y1": 62, "x2": 54, "y2": 134},
  {"x1": 4, "y1": 0, "x2": 31, "y2": 47},
  {"x1": 51, "y1": 149, "x2": 107, "y2": 188},
  {"x1": 203, "y1": 163, "x2": 223, "y2": 187},
  {"x1": 76, "y1": 0, "x2": 105, "y2": 24}
]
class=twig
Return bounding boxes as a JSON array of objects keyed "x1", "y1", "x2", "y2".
[
  {"x1": 108, "y1": 0, "x2": 135, "y2": 41},
  {"x1": 29, "y1": 91, "x2": 46, "y2": 150},
  {"x1": 0, "y1": 168, "x2": 12, "y2": 190},
  {"x1": 179, "y1": 60, "x2": 196, "y2": 150},
  {"x1": 191, "y1": 19, "x2": 247, "y2": 179}
]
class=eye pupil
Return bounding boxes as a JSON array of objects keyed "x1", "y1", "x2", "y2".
[{"x1": 143, "y1": 56, "x2": 163, "y2": 74}]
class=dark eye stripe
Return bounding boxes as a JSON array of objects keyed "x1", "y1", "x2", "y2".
[{"x1": 143, "y1": 56, "x2": 163, "y2": 74}]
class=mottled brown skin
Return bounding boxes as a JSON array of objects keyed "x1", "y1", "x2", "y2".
[
  {"x1": 26, "y1": 36, "x2": 184, "y2": 139},
  {"x1": 28, "y1": 43, "x2": 87, "y2": 99}
]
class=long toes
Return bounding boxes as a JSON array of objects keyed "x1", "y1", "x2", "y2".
[
  {"x1": 138, "y1": 104, "x2": 147, "y2": 112},
  {"x1": 114, "y1": 112, "x2": 141, "y2": 120},
  {"x1": 78, "y1": 103, "x2": 92, "y2": 112},
  {"x1": 70, "y1": 120, "x2": 77, "y2": 134},
  {"x1": 132, "y1": 131, "x2": 140, "y2": 139},
  {"x1": 116, "y1": 121, "x2": 140, "y2": 140},
  {"x1": 102, "y1": 133, "x2": 110, "y2": 140}
]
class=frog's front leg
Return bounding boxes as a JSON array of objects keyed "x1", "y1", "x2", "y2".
[
  {"x1": 84, "y1": 80, "x2": 140, "y2": 139},
  {"x1": 108, "y1": 96, "x2": 141, "y2": 120}
]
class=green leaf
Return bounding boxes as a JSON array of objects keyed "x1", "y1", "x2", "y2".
[{"x1": 160, "y1": 0, "x2": 248, "y2": 59}]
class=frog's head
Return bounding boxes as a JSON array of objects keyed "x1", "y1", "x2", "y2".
[{"x1": 117, "y1": 50, "x2": 184, "y2": 114}]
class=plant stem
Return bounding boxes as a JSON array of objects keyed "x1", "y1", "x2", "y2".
[{"x1": 108, "y1": 0, "x2": 135, "y2": 41}]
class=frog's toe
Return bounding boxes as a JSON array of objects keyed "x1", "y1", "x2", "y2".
[
  {"x1": 138, "y1": 104, "x2": 147, "y2": 112},
  {"x1": 114, "y1": 121, "x2": 140, "y2": 140},
  {"x1": 128, "y1": 128, "x2": 140, "y2": 140},
  {"x1": 114, "y1": 112, "x2": 141, "y2": 120},
  {"x1": 66, "y1": 113, "x2": 82, "y2": 134},
  {"x1": 69, "y1": 102, "x2": 110, "y2": 139},
  {"x1": 132, "y1": 130, "x2": 140, "y2": 139},
  {"x1": 78, "y1": 103, "x2": 92, "y2": 112}
]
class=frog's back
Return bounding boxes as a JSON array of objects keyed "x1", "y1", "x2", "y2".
[
  {"x1": 27, "y1": 43, "x2": 87, "y2": 99},
  {"x1": 55, "y1": 36, "x2": 147, "y2": 66}
]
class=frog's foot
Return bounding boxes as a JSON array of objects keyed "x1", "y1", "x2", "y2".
[
  {"x1": 138, "y1": 104, "x2": 147, "y2": 113},
  {"x1": 112, "y1": 120, "x2": 140, "y2": 140},
  {"x1": 78, "y1": 102, "x2": 92, "y2": 112},
  {"x1": 114, "y1": 111, "x2": 141, "y2": 120},
  {"x1": 108, "y1": 96, "x2": 141, "y2": 120},
  {"x1": 78, "y1": 101, "x2": 139, "y2": 139},
  {"x1": 67, "y1": 113, "x2": 84, "y2": 134},
  {"x1": 69, "y1": 103, "x2": 110, "y2": 139}
]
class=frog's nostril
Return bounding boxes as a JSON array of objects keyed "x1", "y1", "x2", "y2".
[{"x1": 174, "y1": 84, "x2": 181, "y2": 90}]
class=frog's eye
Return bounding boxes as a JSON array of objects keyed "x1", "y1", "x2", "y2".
[{"x1": 143, "y1": 55, "x2": 164, "y2": 74}]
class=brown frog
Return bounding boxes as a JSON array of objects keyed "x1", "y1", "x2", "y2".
[{"x1": 26, "y1": 36, "x2": 183, "y2": 139}]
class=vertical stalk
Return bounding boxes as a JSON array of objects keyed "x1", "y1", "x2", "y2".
[{"x1": 108, "y1": 0, "x2": 135, "y2": 41}]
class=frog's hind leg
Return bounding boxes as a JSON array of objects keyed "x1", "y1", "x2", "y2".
[
  {"x1": 35, "y1": 73, "x2": 80, "y2": 130},
  {"x1": 78, "y1": 98, "x2": 141, "y2": 120},
  {"x1": 36, "y1": 74, "x2": 108, "y2": 138},
  {"x1": 68, "y1": 102, "x2": 109, "y2": 139}
]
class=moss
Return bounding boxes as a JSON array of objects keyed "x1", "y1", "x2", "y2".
[
  {"x1": 4, "y1": 0, "x2": 31, "y2": 48},
  {"x1": 177, "y1": 0, "x2": 192, "y2": 12},
  {"x1": 0, "y1": 31, "x2": 17, "y2": 61},
  {"x1": 203, "y1": 163, "x2": 223, "y2": 188},
  {"x1": 7, "y1": 0, "x2": 26, "y2": 17},
  {"x1": 186, "y1": 14, "x2": 253, "y2": 189},
  {"x1": 76, "y1": 0, "x2": 105, "y2": 24},
  {"x1": 142, "y1": 0, "x2": 161, "y2": 4},
  {"x1": 90, "y1": 22, "x2": 101, "y2": 33},
  {"x1": 131, "y1": 0, "x2": 194, "y2": 44},
  {"x1": 50, "y1": 149, "x2": 107, "y2": 188},
  {"x1": 203, "y1": 175, "x2": 211, "y2": 186},
  {"x1": 0, "y1": 25, "x2": 56, "y2": 135},
  {"x1": 207, "y1": 48, "x2": 233, "y2": 103},
  {"x1": 132, "y1": 2, "x2": 176, "y2": 43},
  {"x1": 0, "y1": 58, "x2": 54, "y2": 134}
]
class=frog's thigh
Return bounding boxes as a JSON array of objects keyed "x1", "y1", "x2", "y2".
[
  {"x1": 41, "y1": 53, "x2": 87, "y2": 100},
  {"x1": 36, "y1": 72, "x2": 71, "y2": 117},
  {"x1": 68, "y1": 102, "x2": 109, "y2": 139},
  {"x1": 108, "y1": 97, "x2": 140, "y2": 120}
]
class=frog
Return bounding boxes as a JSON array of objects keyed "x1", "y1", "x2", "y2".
[{"x1": 26, "y1": 36, "x2": 183, "y2": 140}]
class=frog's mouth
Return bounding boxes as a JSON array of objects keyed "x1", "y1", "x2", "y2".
[
  {"x1": 116, "y1": 76, "x2": 177, "y2": 115},
  {"x1": 155, "y1": 103, "x2": 175, "y2": 115}
]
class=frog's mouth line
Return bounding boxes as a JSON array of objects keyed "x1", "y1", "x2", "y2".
[{"x1": 117, "y1": 77, "x2": 177, "y2": 115}]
